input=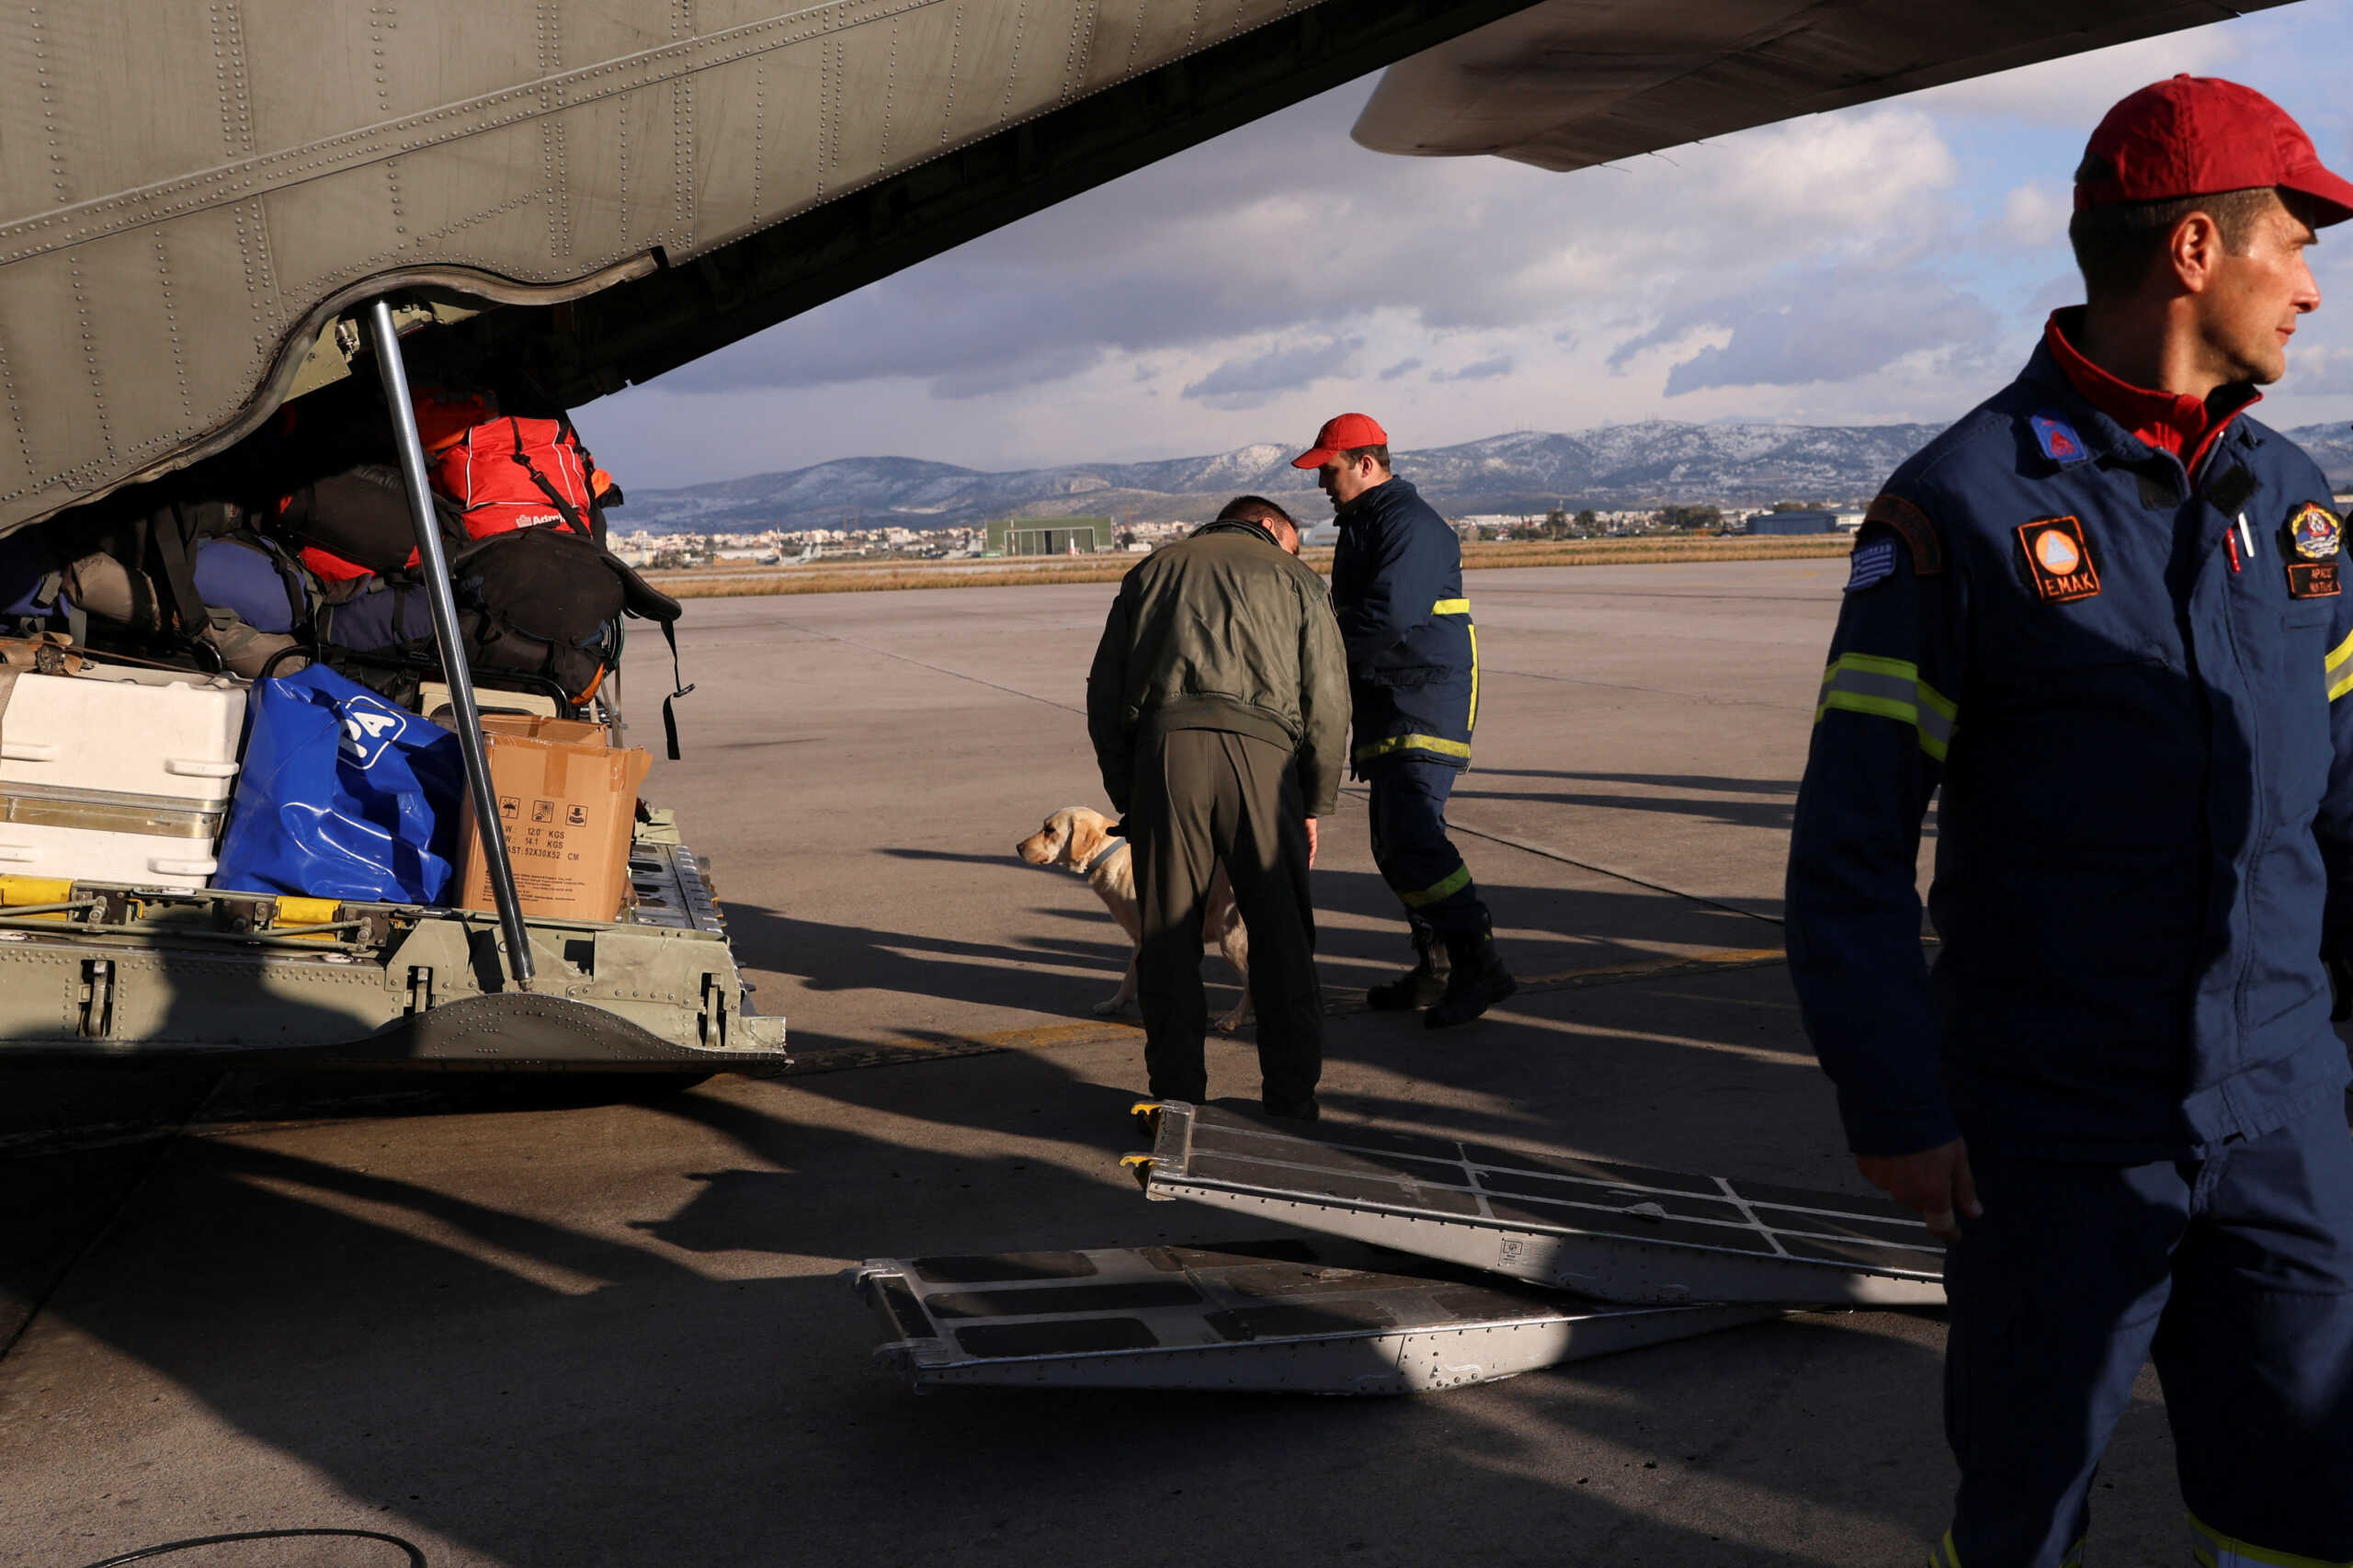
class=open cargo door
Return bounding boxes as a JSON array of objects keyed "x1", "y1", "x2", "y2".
[
  {"x1": 850, "y1": 1236, "x2": 1779, "y2": 1395},
  {"x1": 1124, "y1": 1103, "x2": 1945, "y2": 1308}
]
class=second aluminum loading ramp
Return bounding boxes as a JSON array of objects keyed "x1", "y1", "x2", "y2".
[
  {"x1": 1125, "y1": 1103, "x2": 1946, "y2": 1309},
  {"x1": 850, "y1": 1236, "x2": 1779, "y2": 1395}
]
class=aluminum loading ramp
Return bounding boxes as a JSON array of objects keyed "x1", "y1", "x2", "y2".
[
  {"x1": 1125, "y1": 1103, "x2": 1945, "y2": 1309},
  {"x1": 850, "y1": 1237, "x2": 1779, "y2": 1395}
]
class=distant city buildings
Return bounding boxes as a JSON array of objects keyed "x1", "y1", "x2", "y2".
[
  {"x1": 609, "y1": 524, "x2": 989, "y2": 568},
  {"x1": 609, "y1": 494, "x2": 1875, "y2": 568}
]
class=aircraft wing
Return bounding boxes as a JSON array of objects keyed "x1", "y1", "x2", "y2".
[
  {"x1": 0, "y1": 0, "x2": 2298, "y2": 534},
  {"x1": 1352, "y1": 0, "x2": 2294, "y2": 170}
]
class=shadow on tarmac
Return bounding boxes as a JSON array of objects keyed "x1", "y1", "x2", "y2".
[
  {"x1": 5, "y1": 1030, "x2": 1967, "y2": 1568},
  {"x1": 717, "y1": 869, "x2": 1780, "y2": 1056}
]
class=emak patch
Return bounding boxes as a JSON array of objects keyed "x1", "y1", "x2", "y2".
[
  {"x1": 2017, "y1": 515, "x2": 2101, "y2": 603},
  {"x1": 2283, "y1": 501, "x2": 2343, "y2": 599}
]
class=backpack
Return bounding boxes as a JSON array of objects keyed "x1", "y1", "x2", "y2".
[
  {"x1": 322, "y1": 528, "x2": 692, "y2": 755},
  {"x1": 429, "y1": 415, "x2": 602, "y2": 547},
  {"x1": 50, "y1": 504, "x2": 320, "y2": 678},
  {"x1": 274, "y1": 462, "x2": 464, "y2": 584}
]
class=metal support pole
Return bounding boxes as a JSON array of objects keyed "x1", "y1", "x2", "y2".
[{"x1": 364, "y1": 299, "x2": 536, "y2": 985}]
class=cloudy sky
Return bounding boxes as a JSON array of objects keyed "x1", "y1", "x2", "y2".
[{"x1": 579, "y1": 0, "x2": 2353, "y2": 489}]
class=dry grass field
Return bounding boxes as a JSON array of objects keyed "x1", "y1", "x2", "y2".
[{"x1": 647, "y1": 532, "x2": 1857, "y2": 598}]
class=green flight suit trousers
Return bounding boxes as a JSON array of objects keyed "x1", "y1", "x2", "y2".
[{"x1": 1127, "y1": 727, "x2": 1322, "y2": 1107}]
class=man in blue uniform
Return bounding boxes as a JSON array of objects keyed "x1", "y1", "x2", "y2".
[
  {"x1": 1786, "y1": 76, "x2": 2353, "y2": 1567},
  {"x1": 1293, "y1": 413, "x2": 1515, "y2": 1027}
]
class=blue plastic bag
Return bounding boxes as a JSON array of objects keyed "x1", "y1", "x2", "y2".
[{"x1": 213, "y1": 665, "x2": 466, "y2": 903}]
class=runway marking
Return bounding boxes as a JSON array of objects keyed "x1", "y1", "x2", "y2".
[
  {"x1": 778, "y1": 947, "x2": 1788, "y2": 1076},
  {"x1": 1335, "y1": 786, "x2": 1785, "y2": 927},
  {"x1": 766, "y1": 617, "x2": 1089, "y2": 714},
  {"x1": 1481, "y1": 664, "x2": 1810, "y2": 712},
  {"x1": 765, "y1": 622, "x2": 1792, "y2": 930}
]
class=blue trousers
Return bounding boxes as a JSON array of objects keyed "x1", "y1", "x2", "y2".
[
  {"x1": 1365, "y1": 758, "x2": 1488, "y2": 937},
  {"x1": 1937, "y1": 1100, "x2": 2353, "y2": 1567}
]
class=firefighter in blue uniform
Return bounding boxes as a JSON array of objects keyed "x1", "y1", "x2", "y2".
[
  {"x1": 1292, "y1": 414, "x2": 1515, "y2": 1027},
  {"x1": 1786, "y1": 77, "x2": 2353, "y2": 1568}
]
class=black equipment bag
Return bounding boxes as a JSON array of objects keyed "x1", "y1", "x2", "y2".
[
  {"x1": 273, "y1": 462, "x2": 467, "y2": 581},
  {"x1": 321, "y1": 528, "x2": 692, "y2": 756}
]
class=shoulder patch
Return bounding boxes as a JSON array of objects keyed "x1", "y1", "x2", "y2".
[
  {"x1": 1845, "y1": 537, "x2": 1898, "y2": 594},
  {"x1": 1862, "y1": 492, "x2": 1946, "y2": 577},
  {"x1": 2029, "y1": 412, "x2": 2091, "y2": 467}
]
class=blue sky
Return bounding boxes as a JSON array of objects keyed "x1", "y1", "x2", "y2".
[{"x1": 581, "y1": 0, "x2": 2353, "y2": 489}]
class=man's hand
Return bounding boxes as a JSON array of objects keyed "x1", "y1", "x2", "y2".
[
  {"x1": 1304, "y1": 816, "x2": 1320, "y2": 869},
  {"x1": 1855, "y1": 1138, "x2": 1981, "y2": 1242}
]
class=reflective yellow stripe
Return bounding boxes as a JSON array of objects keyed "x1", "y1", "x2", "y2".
[
  {"x1": 1354, "y1": 733, "x2": 1473, "y2": 765},
  {"x1": 1432, "y1": 598, "x2": 1470, "y2": 614},
  {"x1": 2328, "y1": 630, "x2": 2353, "y2": 702},
  {"x1": 1467, "y1": 622, "x2": 1480, "y2": 733},
  {"x1": 1400, "y1": 862, "x2": 1472, "y2": 907},
  {"x1": 1816, "y1": 653, "x2": 1956, "y2": 762},
  {"x1": 2189, "y1": 1511, "x2": 2352, "y2": 1568}
]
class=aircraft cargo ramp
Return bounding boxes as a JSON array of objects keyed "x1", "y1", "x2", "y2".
[
  {"x1": 1125, "y1": 1102, "x2": 1947, "y2": 1310},
  {"x1": 851, "y1": 1237, "x2": 1779, "y2": 1395}
]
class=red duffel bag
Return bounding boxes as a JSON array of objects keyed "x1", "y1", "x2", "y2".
[{"x1": 430, "y1": 415, "x2": 600, "y2": 545}]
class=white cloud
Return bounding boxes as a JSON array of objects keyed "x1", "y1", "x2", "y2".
[
  {"x1": 578, "y1": 4, "x2": 2353, "y2": 487},
  {"x1": 1996, "y1": 182, "x2": 2071, "y2": 248},
  {"x1": 1182, "y1": 337, "x2": 1364, "y2": 408},
  {"x1": 1432, "y1": 355, "x2": 1514, "y2": 383}
]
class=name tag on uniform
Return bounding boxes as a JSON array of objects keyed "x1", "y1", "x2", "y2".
[
  {"x1": 2284, "y1": 501, "x2": 2342, "y2": 598},
  {"x1": 2017, "y1": 516, "x2": 2101, "y2": 603}
]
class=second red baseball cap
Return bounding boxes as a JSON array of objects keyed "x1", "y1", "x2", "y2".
[
  {"x1": 2075, "y1": 74, "x2": 2353, "y2": 223},
  {"x1": 1292, "y1": 412, "x2": 1390, "y2": 470}
]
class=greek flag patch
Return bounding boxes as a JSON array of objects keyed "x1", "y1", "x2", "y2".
[{"x1": 1846, "y1": 538, "x2": 1897, "y2": 593}]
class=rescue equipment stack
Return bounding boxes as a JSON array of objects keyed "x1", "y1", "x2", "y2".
[
  {"x1": 0, "y1": 378, "x2": 677, "y2": 917},
  {"x1": 0, "y1": 349, "x2": 783, "y2": 1074}
]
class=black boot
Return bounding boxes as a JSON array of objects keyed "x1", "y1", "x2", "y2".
[
  {"x1": 1424, "y1": 926, "x2": 1516, "y2": 1028},
  {"x1": 1365, "y1": 927, "x2": 1449, "y2": 1010}
]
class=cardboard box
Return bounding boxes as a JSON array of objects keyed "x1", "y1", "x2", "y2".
[{"x1": 456, "y1": 715, "x2": 650, "y2": 922}]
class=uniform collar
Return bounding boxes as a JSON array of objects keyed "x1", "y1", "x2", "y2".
[
  {"x1": 2040, "y1": 307, "x2": 2260, "y2": 475},
  {"x1": 1191, "y1": 517, "x2": 1285, "y2": 549},
  {"x1": 1078, "y1": 835, "x2": 1125, "y2": 875},
  {"x1": 1336, "y1": 475, "x2": 1410, "y2": 523}
]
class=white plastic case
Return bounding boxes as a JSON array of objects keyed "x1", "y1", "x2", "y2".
[{"x1": 0, "y1": 668, "x2": 246, "y2": 890}]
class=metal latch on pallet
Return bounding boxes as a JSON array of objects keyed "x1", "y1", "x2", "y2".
[
  {"x1": 78, "y1": 958, "x2": 113, "y2": 1038},
  {"x1": 698, "y1": 972, "x2": 730, "y2": 1048},
  {"x1": 404, "y1": 964, "x2": 435, "y2": 1017}
]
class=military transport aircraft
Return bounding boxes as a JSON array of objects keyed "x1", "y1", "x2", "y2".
[{"x1": 0, "y1": 0, "x2": 2276, "y2": 1081}]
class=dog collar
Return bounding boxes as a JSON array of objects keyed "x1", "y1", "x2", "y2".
[{"x1": 1079, "y1": 836, "x2": 1126, "y2": 875}]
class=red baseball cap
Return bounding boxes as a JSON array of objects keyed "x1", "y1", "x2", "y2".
[
  {"x1": 1291, "y1": 412, "x2": 1390, "y2": 470},
  {"x1": 2075, "y1": 74, "x2": 2353, "y2": 223}
]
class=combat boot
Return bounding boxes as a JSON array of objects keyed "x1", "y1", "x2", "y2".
[
  {"x1": 1365, "y1": 926, "x2": 1449, "y2": 1010},
  {"x1": 1424, "y1": 926, "x2": 1516, "y2": 1028}
]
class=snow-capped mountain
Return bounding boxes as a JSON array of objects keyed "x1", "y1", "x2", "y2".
[{"x1": 620, "y1": 419, "x2": 2353, "y2": 532}]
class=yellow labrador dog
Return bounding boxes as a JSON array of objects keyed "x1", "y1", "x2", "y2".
[{"x1": 1016, "y1": 805, "x2": 1251, "y2": 1032}]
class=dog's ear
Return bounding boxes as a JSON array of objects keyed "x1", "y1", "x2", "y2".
[{"x1": 1063, "y1": 812, "x2": 1106, "y2": 869}]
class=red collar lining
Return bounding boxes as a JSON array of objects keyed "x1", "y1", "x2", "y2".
[{"x1": 2043, "y1": 311, "x2": 2258, "y2": 476}]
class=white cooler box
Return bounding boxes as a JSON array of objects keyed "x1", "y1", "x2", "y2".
[{"x1": 0, "y1": 668, "x2": 245, "y2": 890}]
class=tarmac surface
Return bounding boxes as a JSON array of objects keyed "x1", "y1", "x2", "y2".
[{"x1": 0, "y1": 560, "x2": 2197, "y2": 1567}]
